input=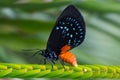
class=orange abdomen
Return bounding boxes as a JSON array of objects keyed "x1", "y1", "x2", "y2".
[{"x1": 59, "y1": 51, "x2": 78, "y2": 67}]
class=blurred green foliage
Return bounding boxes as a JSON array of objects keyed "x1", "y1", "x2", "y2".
[{"x1": 0, "y1": 0, "x2": 120, "y2": 79}]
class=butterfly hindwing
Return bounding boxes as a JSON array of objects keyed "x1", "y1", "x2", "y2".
[{"x1": 47, "y1": 5, "x2": 85, "y2": 54}]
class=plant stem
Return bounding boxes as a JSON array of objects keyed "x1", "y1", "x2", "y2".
[{"x1": 0, "y1": 63, "x2": 120, "y2": 79}]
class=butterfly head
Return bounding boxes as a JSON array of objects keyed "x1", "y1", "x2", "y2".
[{"x1": 40, "y1": 49, "x2": 58, "y2": 61}]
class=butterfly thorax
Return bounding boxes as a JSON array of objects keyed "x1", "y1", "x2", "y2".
[{"x1": 41, "y1": 49, "x2": 58, "y2": 61}]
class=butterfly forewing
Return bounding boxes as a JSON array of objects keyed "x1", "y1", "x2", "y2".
[{"x1": 47, "y1": 5, "x2": 85, "y2": 54}]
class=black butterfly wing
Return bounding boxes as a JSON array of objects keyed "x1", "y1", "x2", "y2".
[{"x1": 47, "y1": 5, "x2": 85, "y2": 54}]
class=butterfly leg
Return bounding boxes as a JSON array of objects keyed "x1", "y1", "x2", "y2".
[
  {"x1": 59, "y1": 58, "x2": 65, "y2": 69},
  {"x1": 43, "y1": 58, "x2": 47, "y2": 64},
  {"x1": 39, "y1": 59, "x2": 43, "y2": 64},
  {"x1": 46, "y1": 59, "x2": 54, "y2": 69},
  {"x1": 51, "y1": 60, "x2": 55, "y2": 64}
]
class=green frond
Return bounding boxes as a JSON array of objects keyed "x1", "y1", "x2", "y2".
[{"x1": 0, "y1": 63, "x2": 120, "y2": 79}]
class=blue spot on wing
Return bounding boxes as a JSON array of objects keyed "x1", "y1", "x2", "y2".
[
  {"x1": 47, "y1": 5, "x2": 85, "y2": 52},
  {"x1": 55, "y1": 16, "x2": 85, "y2": 48}
]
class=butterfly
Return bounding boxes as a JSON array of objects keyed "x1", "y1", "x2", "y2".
[{"x1": 34, "y1": 5, "x2": 85, "y2": 68}]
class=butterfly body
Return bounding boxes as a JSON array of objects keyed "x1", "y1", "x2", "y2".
[
  {"x1": 41, "y1": 49, "x2": 58, "y2": 61},
  {"x1": 40, "y1": 5, "x2": 85, "y2": 67}
]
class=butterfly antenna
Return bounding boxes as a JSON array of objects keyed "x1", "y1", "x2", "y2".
[
  {"x1": 31, "y1": 50, "x2": 42, "y2": 57},
  {"x1": 22, "y1": 48, "x2": 40, "y2": 51}
]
